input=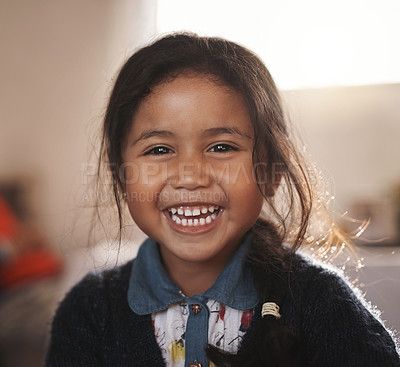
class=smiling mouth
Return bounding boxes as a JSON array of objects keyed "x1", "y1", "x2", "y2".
[{"x1": 166, "y1": 204, "x2": 222, "y2": 227}]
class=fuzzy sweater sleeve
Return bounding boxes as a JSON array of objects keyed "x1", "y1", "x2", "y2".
[
  {"x1": 45, "y1": 261, "x2": 166, "y2": 367},
  {"x1": 45, "y1": 272, "x2": 108, "y2": 367},
  {"x1": 297, "y1": 261, "x2": 400, "y2": 366}
]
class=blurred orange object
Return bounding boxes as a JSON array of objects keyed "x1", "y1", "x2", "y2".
[
  {"x1": 0, "y1": 195, "x2": 18, "y2": 239},
  {"x1": 0, "y1": 194, "x2": 64, "y2": 289},
  {"x1": 0, "y1": 248, "x2": 63, "y2": 289}
]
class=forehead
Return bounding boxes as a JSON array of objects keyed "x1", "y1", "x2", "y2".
[{"x1": 130, "y1": 73, "x2": 253, "y2": 136}]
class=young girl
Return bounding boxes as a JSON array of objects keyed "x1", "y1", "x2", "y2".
[{"x1": 46, "y1": 33, "x2": 400, "y2": 366}]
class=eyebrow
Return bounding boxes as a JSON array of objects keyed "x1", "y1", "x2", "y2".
[
  {"x1": 131, "y1": 126, "x2": 252, "y2": 146},
  {"x1": 131, "y1": 129, "x2": 174, "y2": 146},
  {"x1": 203, "y1": 127, "x2": 252, "y2": 140}
]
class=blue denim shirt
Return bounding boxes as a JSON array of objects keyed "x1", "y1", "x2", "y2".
[{"x1": 128, "y1": 234, "x2": 259, "y2": 367}]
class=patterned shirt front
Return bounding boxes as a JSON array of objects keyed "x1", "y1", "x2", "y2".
[
  {"x1": 128, "y1": 234, "x2": 259, "y2": 367},
  {"x1": 152, "y1": 300, "x2": 254, "y2": 366}
]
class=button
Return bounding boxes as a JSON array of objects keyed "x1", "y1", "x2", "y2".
[
  {"x1": 188, "y1": 363, "x2": 202, "y2": 367},
  {"x1": 191, "y1": 304, "x2": 202, "y2": 315}
]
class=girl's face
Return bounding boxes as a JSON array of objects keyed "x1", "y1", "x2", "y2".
[{"x1": 122, "y1": 74, "x2": 263, "y2": 271}]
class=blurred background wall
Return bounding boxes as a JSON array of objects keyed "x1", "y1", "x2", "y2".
[
  {"x1": 0, "y1": 0, "x2": 156, "y2": 247},
  {"x1": 0, "y1": 1, "x2": 399, "y2": 366},
  {"x1": 0, "y1": 1, "x2": 156, "y2": 366},
  {"x1": 283, "y1": 84, "x2": 400, "y2": 241}
]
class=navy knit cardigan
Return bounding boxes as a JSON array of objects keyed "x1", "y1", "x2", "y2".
[{"x1": 46, "y1": 255, "x2": 400, "y2": 366}]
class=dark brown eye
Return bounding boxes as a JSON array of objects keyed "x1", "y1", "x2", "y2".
[
  {"x1": 209, "y1": 144, "x2": 238, "y2": 153},
  {"x1": 145, "y1": 146, "x2": 173, "y2": 155}
]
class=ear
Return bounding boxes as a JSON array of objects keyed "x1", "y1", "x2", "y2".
[
  {"x1": 264, "y1": 178, "x2": 282, "y2": 197},
  {"x1": 264, "y1": 165, "x2": 283, "y2": 197}
]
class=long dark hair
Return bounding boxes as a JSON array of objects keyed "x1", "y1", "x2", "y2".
[{"x1": 99, "y1": 32, "x2": 343, "y2": 366}]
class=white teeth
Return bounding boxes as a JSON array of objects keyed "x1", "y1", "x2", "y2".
[
  {"x1": 171, "y1": 214, "x2": 218, "y2": 226},
  {"x1": 169, "y1": 206, "x2": 219, "y2": 216},
  {"x1": 192, "y1": 208, "x2": 201, "y2": 216},
  {"x1": 169, "y1": 205, "x2": 221, "y2": 227}
]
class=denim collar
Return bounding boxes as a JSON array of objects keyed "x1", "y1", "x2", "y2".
[{"x1": 128, "y1": 233, "x2": 259, "y2": 315}]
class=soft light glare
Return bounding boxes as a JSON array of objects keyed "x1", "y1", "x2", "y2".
[
  {"x1": 299, "y1": 27, "x2": 356, "y2": 87},
  {"x1": 157, "y1": 0, "x2": 400, "y2": 89}
]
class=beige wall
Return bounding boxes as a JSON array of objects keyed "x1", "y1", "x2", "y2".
[
  {"x1": 282, "y1": 84, "x2": 400, "y2": 240},
  {"x1": 0, "y1": 0, "x2": 156, "y2": 248}
]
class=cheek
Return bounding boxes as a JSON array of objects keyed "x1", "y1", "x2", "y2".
[
  {"x1": 126, "y1": 193, "x2": 159, "y2": 235},
  {"x1": 123, "y1": 162, "x2": 168, "y2": 187},
  {"x1": 123, "y1": 163, "x2": 164, "y2": 232},
  {"x1": 121, "y1": 162, "x2": 139, "y2": 185},
  {"x1": 222, "y1": 159, "x2": 256, "y2": 190},
  {"x1": 222, "y1": 160, "x2": 263, "y2": 214}
]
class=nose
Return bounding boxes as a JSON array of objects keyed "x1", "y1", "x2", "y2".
[{"x1": 167, "y1": 153, "x2": 211, "y2": 190}]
